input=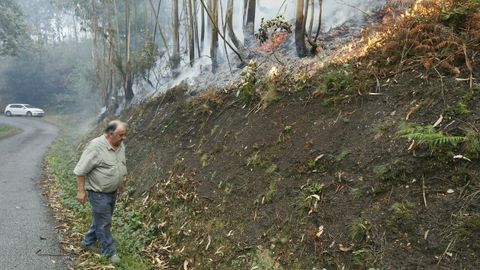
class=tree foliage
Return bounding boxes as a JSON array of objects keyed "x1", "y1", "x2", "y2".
[{"x1": 0, "y1": 0, "x2": 28, "y2": 56}]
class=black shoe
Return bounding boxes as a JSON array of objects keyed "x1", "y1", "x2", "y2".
[{"x1": 80, "y1": 241, "x2": 96, "y2": 252}]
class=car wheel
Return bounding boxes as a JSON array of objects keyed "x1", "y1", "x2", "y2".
[
  {"x1": 26, "y1": 111, "x2": 32, "y2": 117},
  {"x1": 5, "y1": 111, "x2": 12, "y2": 117}
]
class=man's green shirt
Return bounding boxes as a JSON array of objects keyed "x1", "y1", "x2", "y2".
[{"x1": 74, "y1": 135, "x2": 127, "y2": 193}]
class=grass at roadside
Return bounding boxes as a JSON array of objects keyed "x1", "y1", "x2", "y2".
[
  {"x1": 43, "y1": 116, "x2": 154, "y2": 270},
  {"x1": 0, "y1": 123, "x2": 21, "y2": 139}
]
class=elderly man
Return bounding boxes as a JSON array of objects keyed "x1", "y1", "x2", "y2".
[{"x1": 74, "y1": 120, "x2": 128, "y2": 263}]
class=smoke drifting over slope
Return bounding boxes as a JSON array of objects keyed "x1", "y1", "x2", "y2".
[
  {"x1": 133, "y1": 0, "x2": 388, "y2": 102},
  {"x1": 234, "y1": 0, "x2": 387, "y2": 41}
]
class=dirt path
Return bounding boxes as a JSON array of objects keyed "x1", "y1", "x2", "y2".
[{"x1": 0, "y1": 116, "x2": 69, "y2": 269}]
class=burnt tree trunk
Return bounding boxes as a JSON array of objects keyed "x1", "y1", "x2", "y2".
[
  {"x1": 124, "y1": 0, "x2": 135, "y2": 103},
  {"x1": 311, "y1": 0, "x2": 323, "y2": 54},
  {"x1": 295, "y1": 0, "x2": 308, "y2": 57},
  {"x1": 188, "y1": 0, "x2": 195, "y2": 66},
  {"x1": 209, "y1": 0, "x2": 219, "y2": 72},
  {"x1": 172, "y1": 0, "x2": 181, "y2": 75},
  {"x1": 243, "y1": 0, "x2": 255, "y2": 45}
]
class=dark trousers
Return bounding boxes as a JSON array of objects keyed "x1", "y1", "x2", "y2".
[{"x1": 82, "y1": 191, "x2": 117, "y2": 257}]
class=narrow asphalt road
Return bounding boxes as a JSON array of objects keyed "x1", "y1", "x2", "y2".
[{"x1": 0, "y1": 116, "x2": 69, "y2": 269}]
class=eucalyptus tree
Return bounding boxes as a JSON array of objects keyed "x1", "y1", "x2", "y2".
[
  {"x1": 226, "y1": 0, "x2": 245, "y2": 56},
  {"x1": 71, "y1": 0, "x2": 159, "y2": 111},
  {"x1": 311, "y1": 0, "x2": 323, "y2": 53},
  {"x1": 0, "y1": 0, "x2": 28, "y2": 56},
  {"x1": 295, "y1": 0, "x2": 307, "y2": 57},
  {"x1": 187, "y1": 0, "x2": 195, "y2": 66},
  {"x1": 209, "y1": 0, "x2": 219, "y2": 72},
  {"x1": 171, "y1": 0, "x2": 180, "y2": 73},
  {"x1": 295, "y1": 0, "x2": 325, "y2": 57},
  {"x1": 244, "y1": 0, "x2": 255, "y2": 39}
]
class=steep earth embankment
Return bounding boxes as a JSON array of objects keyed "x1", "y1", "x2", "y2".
[{"x1": 116, "y1": 69, "x2": 480, "y2": 269}]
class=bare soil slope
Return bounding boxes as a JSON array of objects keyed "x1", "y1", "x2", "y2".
[{"x1": 116, "y1": 68, "x2": 480, "y2": 269}]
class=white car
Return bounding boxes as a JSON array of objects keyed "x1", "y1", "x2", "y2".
[{"x1": 4, "y1": 104, "x2": 45, "y2": 117}]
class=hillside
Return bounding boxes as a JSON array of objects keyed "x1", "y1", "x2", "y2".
[
  {"x1": 119, "y1": 76, "x2": 479, "y2": 269},
  {"x1": 47, "y1": 1, "x2": 480, "y2": 269}
]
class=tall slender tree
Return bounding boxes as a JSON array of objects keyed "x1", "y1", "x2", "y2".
[
  {"x1": 311, "y1": 0, "x2": 323, "y2": 54},
  {"x1": 244, "y1": 0, "x2": 256, "y2": 45},
  {"x1": 172, "y1": 0, "x2": 181, "y2": 74},
  {"x1": 295, "y1": 0, "x2": 308, "y2": 57},
  {"x1": 187, "y1": 0, "x2": 195, "y2": 66},
  {"x1": 226, "y1": 0, "x2": 245, "y2": 55},
  {"x1": 124, "y1": 0, "x2": 135, "y2": 103},
  {"x1": 209, "y1": 0, "x2": 219, "y2": 72}
]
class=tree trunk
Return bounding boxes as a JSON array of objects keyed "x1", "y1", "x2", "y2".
[
  {"x1": 172, "y1": 0, "x2": 181, "y2": 75},
  {"x1": 193, "y1": 0, "x2": 201, "y2": 56},
  {"x1": 106, "y1": 1, "x2": 118, "y2": 113},
  {"x1": 227, "y1": 0, "x2": 244, "y2": 54},
  {"x1": 244, "y1": 0, "x2": 255, "y2": 45},
  {"x1": 295, "y1": 0, "x2": 308, "y2": 57},
  {"x1": 200, "y1": 0, "x2": 244, "y2": 64},
  {"x1": 201, "y1": 0, "x2": 205, "y2": 49},
  {"x1": 308, "y1": 0, "x2": 314, "y2": 41},
  {"x1": 303, "y1": 0, "x2": 309, "y2": 35},
  {"x1": 311, "y1": 0, "x2": 323, "y2": 54},
  {"x1": 113, "y1": 0, "x2": 121, "y2": 50},
  {"x1": 133, "y1": 0, "x2": 138, "y2": 51},
  {"x1": 124, "y1": 0, "x2": 134, "y2": 103},
  {"x1": 148, "y1": 0, "x2": 172, "y2": 64},
  {"x1": 209, "y1": 0, "x2": 218, "y2": 72},
  {"x1": 152, "y1": 0, "x2": 162, "y2": 44},
  {"x1": 91, "y1": 0, "x2": 105, "y2": 106},
  {"x1": 188, "y1": 0, "x2": 195, "y2": 66}
]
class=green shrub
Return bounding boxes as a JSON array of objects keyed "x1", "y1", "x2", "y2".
[
  {"x1": 316, "y1": 65, "x2": 353, "y2": 95},
  {"x1": 237, "y1": 60, "x2": 258, "y2": 103},
  {"x1": 255, "y1": 15, "x2": 292, "y2": 44}
]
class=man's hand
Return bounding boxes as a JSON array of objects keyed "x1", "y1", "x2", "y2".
[
  {"x1": 119, "y1": 183, "x2": 125, "y2": 194},
  {"x1": 76, "y1": 190, "x2": 87, "y2": 204},
  {"x1": 76, "y1": 176, "x2": 86, "y2": 204}
]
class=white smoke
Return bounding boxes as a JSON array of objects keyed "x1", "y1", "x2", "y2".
[
  {"x1": 250, "y1": 0, "x2": 386, "y2": 33},
  {"x1": 136, "y1": 0, "x2": 388, "y2": 99}
]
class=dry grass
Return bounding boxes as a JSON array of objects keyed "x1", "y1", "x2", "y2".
[
  {"x1": 467, "y1": 11, "x2": 480, "y2": 43},
  {"x1": 192, "y1": 88, "x2": 228, "y2": 115},
  {"x1": 359, "y1": 0, "x2": 480, "y2": 79}
]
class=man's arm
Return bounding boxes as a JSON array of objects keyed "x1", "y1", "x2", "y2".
[
  {"x1": 76, "y1": 175, "x2": 87, "y2": 204},
  {"x1": 119, "y1": 177, "x2": 126, "y2": 194}
]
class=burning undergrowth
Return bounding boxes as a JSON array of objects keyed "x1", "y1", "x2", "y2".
[
  {"x1": 362, "y1": 0, "x2": 480, "y2": 81},
  {"x1": 136, "y1": 0, "x2": 389, "y2": 99}
]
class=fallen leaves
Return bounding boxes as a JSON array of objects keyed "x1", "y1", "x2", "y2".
[
  {"x1": 315, "y1": 225, "x2": 325, "y2": 238},
  {"x1": 339, "y1": 243, "x2": 355, "y2": 252}
]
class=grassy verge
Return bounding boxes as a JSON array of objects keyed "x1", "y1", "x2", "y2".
[
  {"x1": 43, "y1": 116, "x2": 155, "y2": 269},
  {"x1": 0, "y1": 123, "x2": 21, "y2": 139}
]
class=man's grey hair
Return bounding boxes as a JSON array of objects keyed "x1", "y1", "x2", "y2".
[{"x1": 104, "y1": 120, "x2": 128, "y2": 134}]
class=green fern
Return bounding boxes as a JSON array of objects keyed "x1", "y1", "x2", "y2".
[
  {"x1": 398, "y1": 124, "x2": 465, "y2": 151},
  {"x1": 464, "y1": 128, "x2": 480, "y2": 158}
]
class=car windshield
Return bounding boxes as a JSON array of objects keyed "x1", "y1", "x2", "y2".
[{"x1": 24, "y1": 104, "x2": 33, "y2": 108}]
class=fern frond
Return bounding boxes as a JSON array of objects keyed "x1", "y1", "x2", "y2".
[{"x1": 398, "y1": 125, "x2": 465, "y2": 150}]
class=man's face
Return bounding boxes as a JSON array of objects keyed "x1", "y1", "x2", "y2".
[{"x1": 107, "y1": 126, "x2": 127, "y2": 147}]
